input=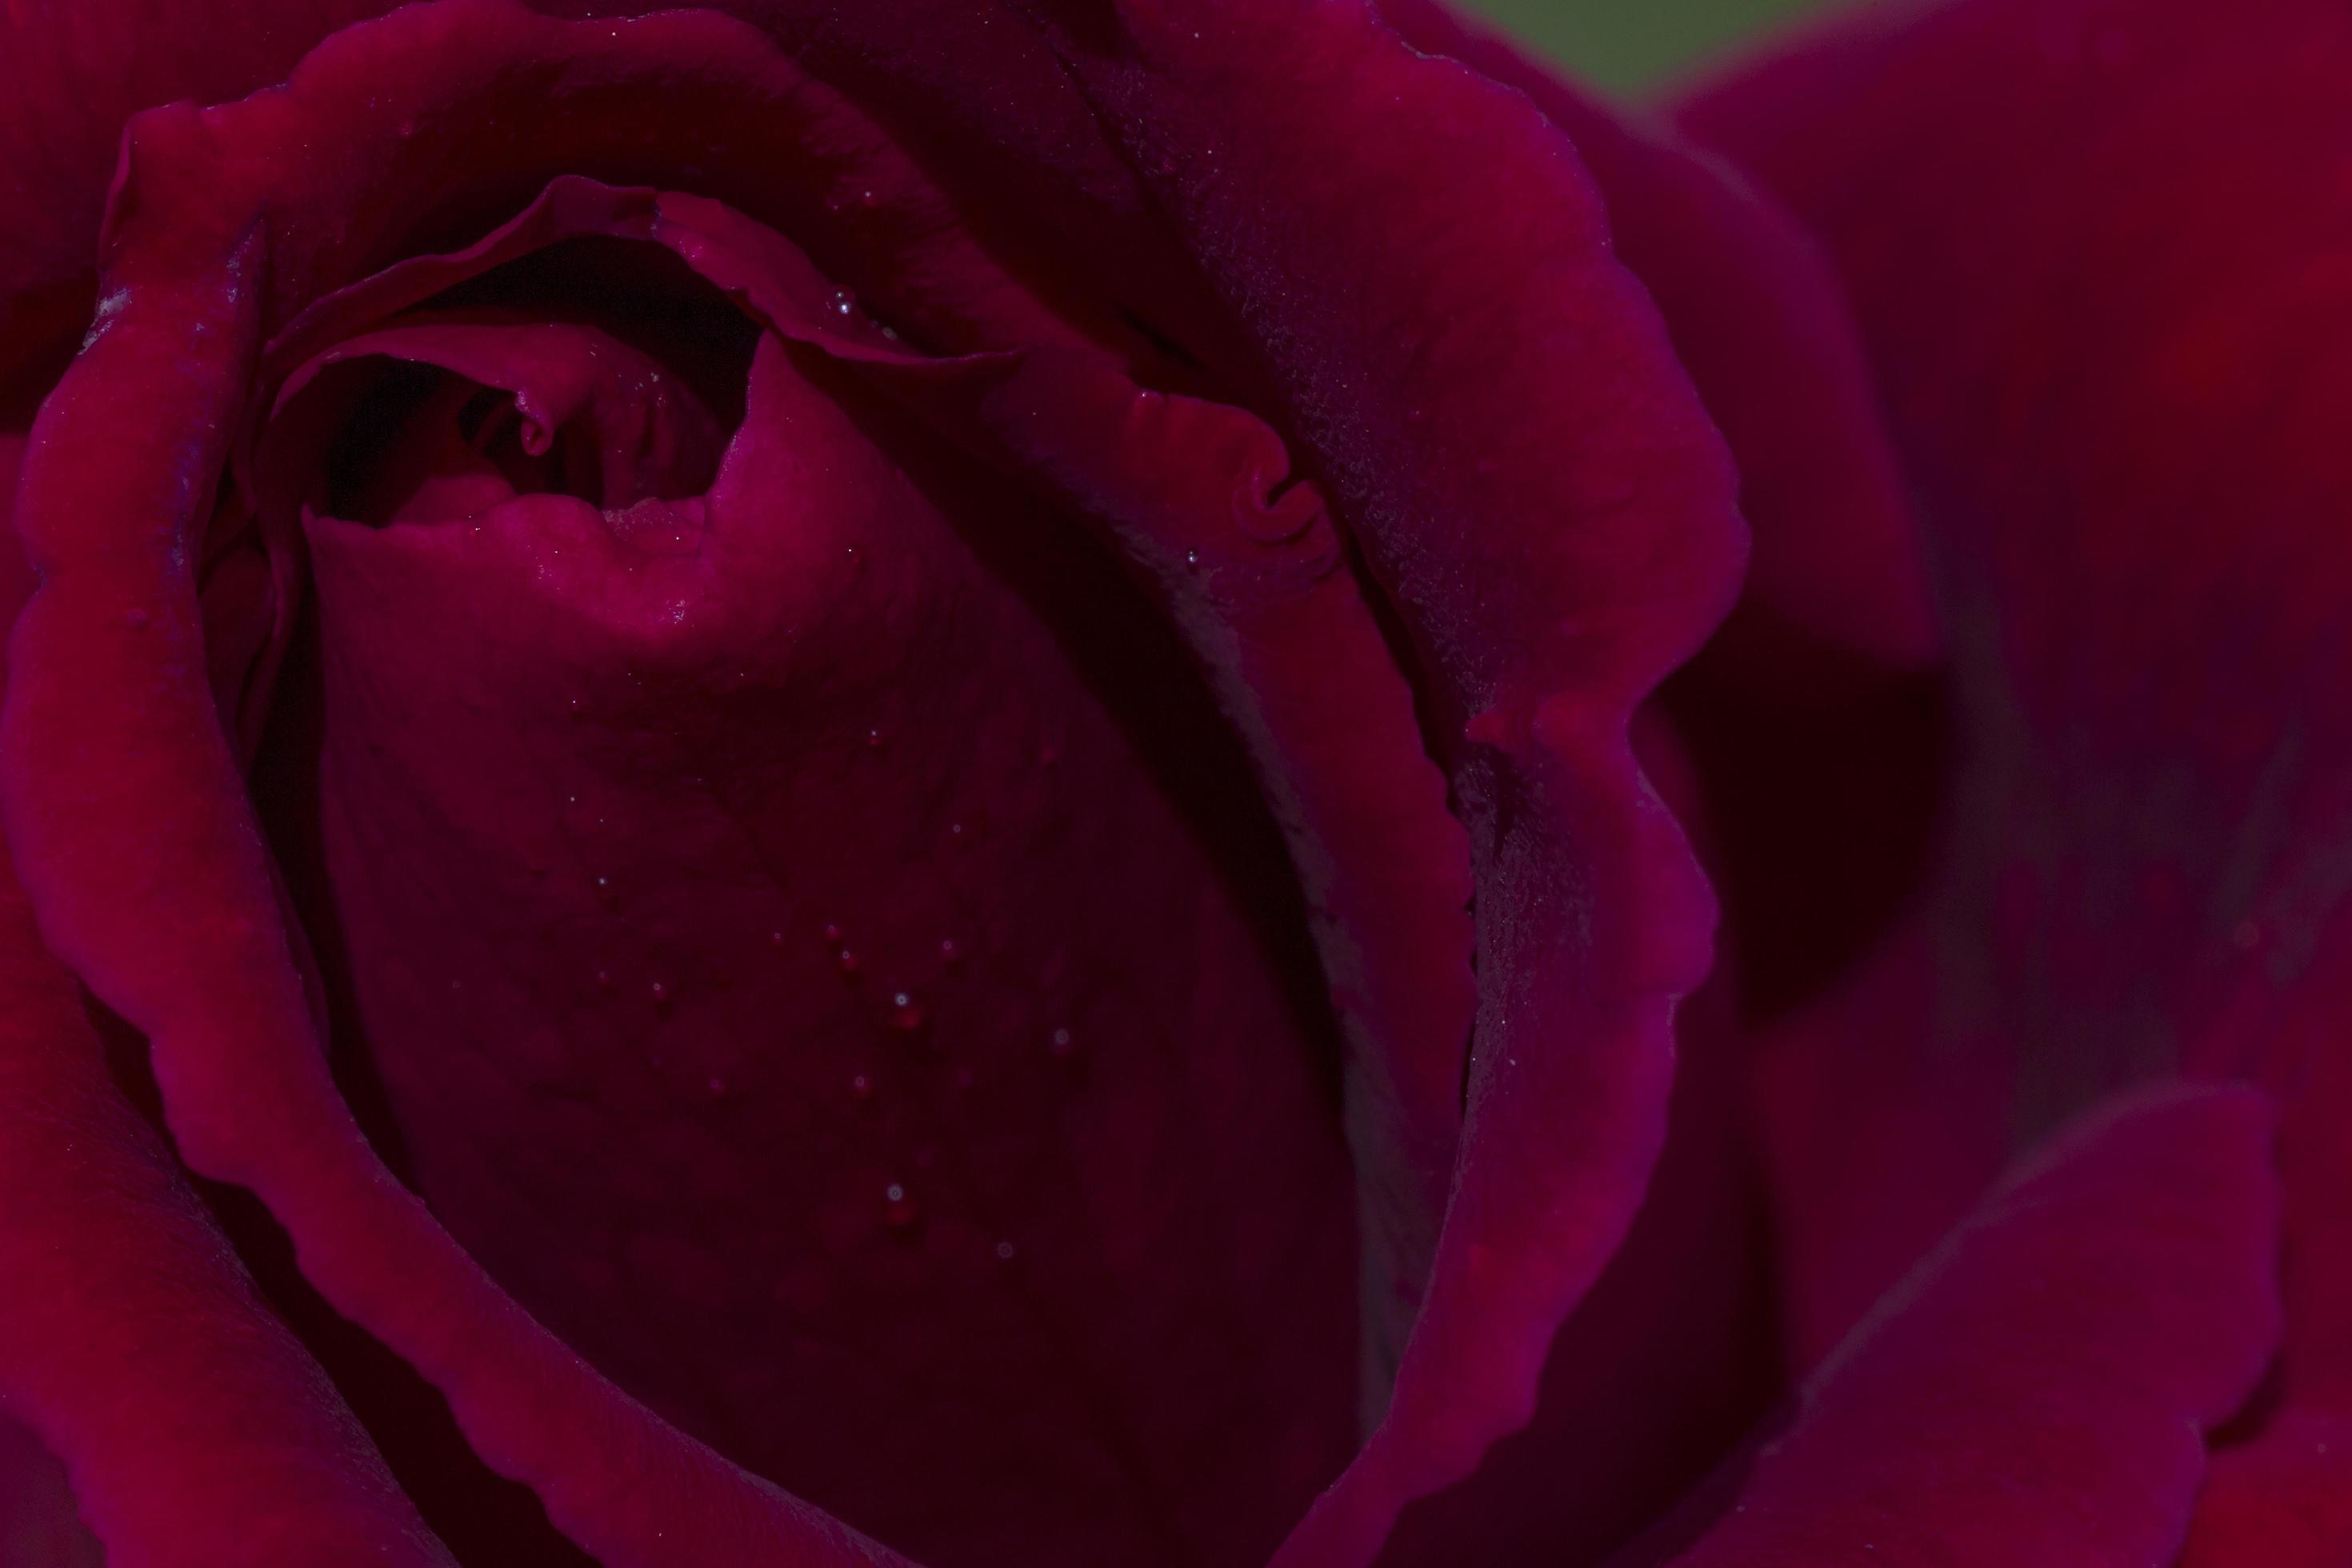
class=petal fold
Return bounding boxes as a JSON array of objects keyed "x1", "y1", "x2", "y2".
[{"x1": 1665, "y1": 1087, "x2": 2281, "y2": 1568}]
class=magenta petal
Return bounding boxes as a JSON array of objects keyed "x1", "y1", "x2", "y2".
[
  {"x1": 0, "y1": 0, "x2": 394, "y2": 326},
  {"x1": 0, "y1": 445, "x2": 451, "y2": 1568},
  {"x1": 1008, "y1": 3, "x2": 1747, "y2": 1560},
  {"x1": 0, "y1": 1415, "x2": 101, "y2": 1568},
  {"x1": 1668, "y1": 1087, "x2": 2282, "y2": 1568},
  {"x1": 1681, "y1": 0, "x2": 2352, "y2": 1519},
  {"x1": 912, "y1": 344, "x2": 1480, "y2": 1377},
  {"x1": 1375, "y1": 0, "x2": 1934, "y2": 686},
  {"x1": 0, "y1": 869, "x2": 457, "y2": 1568},
  {"x1": 1335, "y1": 8, "x2": 1947, "y2": 1556},
  {"x1": 2186, "y1": 1414, "x2": 2352, "y2": 1568},
  {"x1": 0, "y1": 6, "x2": 1019, "y2": 1562}
]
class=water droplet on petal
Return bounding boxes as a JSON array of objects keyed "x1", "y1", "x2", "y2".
[
  {"x1": 837, "y1": 949, "x2": 861, "y2": 978},
  {"x1": 994, "y1": 1240, "x2": 1017, "y2": 1263},
  {"x1": 1046, "y1": 1026, "x2": 1075, "y2": 1060},
  {"x1": 830, "y1": 288, "x2": 857, "y2": 319},
  {"x1": 866, "y1": 727, "x2": 886, "y2": 750},
  {"x1": 849, "y1": 1072, "x2": 875, "y2": 1104},
  {"x1": 594, "y1": 969, "x2": 615, "y2": 994},
  {"x1": 1183, "y1": 549, "x2": 1201, "y2": 570},
  {"x1": 938, "y1": 938, "x2": 962, "y2": 965},
  {"x1": 882, "y1": 1182, "x2": 921, "y2": 1233},
  {"x1": 822, "y1": 922, "x2": 846, "y2": 947},
  {"x1": 886, "y1": 992, "x2": 928, "y2": 1037},
  {"x1": 649, "y1": 978, "x2": 672, "y2": 1010}
]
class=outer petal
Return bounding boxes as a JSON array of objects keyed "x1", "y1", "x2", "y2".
[
  {"x1": 1662, "y1": 1087, "x2": 2281, "y2": 1568},
  {"x1": 1338, "y1": 5, "x2": 1946, "y2": 1559},
  {"x1": 1685, "y1": 0, "x2": 2352, "y2": 1314},
  {"x1": 1007, "y1": 2, "x2": 1748, "y2": 1560},
  {"x1": 0, "y1": 440, "x2": 453, "y2": 1568},
  {"x1": 1683, "y1": 2, "x2": 2352, "y2": 1557}
]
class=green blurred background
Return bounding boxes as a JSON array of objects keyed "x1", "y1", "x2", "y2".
[{"x1": 1454, "y1": 0, "x2": 1847, "y2": 92}]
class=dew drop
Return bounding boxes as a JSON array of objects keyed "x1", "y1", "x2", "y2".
[
  {"x1": 830, "y1": 288, "x2": 857, "y2": 319},
  {"x1": 866, "y1": 727, "x2": 886, "y2": 750},
  {"x1": 882, "y1": 1182, "x2": 921, "y2": 1233},
  {"x1": 1183, "y1": 549, "x2": 1201, "y2": 570},
  {"x1": 849, "y1": 1072, "x2": 875, "y2": 1104},
  {"x1": 994, "y1": 1240, "x2": 1017, "y2": 1263},
  {"x1": 938, "y1": 938, "x2": 963, "y2": 965},
  {"x1": 822, "y1": 922, "x2": 846, "y2": 947},
  {"x1": 770, "y1": 928, "x2": 788, "y2": 950},
  {"x1": 649, "y1": 978, "x2": 672, "y2": 1010},
  {"x1": 886, "y1": 992, "x2": 929, "y2": 1036},
  {"x1": 1046, "y1": 1026, "x2": 1075, "y2": 1060},
  {"x1": 593, "y1": 874, "x2": 617, "y2": 908},
  {"x1": 594, "y1": 969, "x2": 616, "y2": 994},
  {"x1": 838, "y1": 949, "x2": 862, "y2": 979}
]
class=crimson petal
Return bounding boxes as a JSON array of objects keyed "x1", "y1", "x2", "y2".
[
  {"x1": 1006, "y1": 2, "x2": 1747, "y2": 1560},
  {"x1": 1683, "y1": 5, "x2": 2352, "y2": 1559},
  {"x1": 1662, "y1": 1087, "x2": 2281, "y2": 1568},
  {"x1": 0, "y1": 442, "x2": 454, "y2": 1568}
]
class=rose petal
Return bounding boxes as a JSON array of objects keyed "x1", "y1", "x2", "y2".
[
  {"x1": 1326, "y1": 9, "x2": 1947, "y2": 1558},
  {"x1": 1662, "y1": 1086, "x2": 2281, "y2": 1568},
  {"x1": 1377, "y1": 0, "x2": 1934, "y2": 687},
  {"x1": 2, "y1": 6, "x2": 1077, "y2": 1562},
  {"x1": 288, "y1": 314, "x2": 1369, "y2": 1562},
  {"x1": 0, "y1": 438, "x2": 454, "y2": 1568},
  {"x1": 1683, "y1": 0, "x2": 2352, "y2": 1095},
  {"x1": 16, "y1": 1, "x2": 1493, "y2": 1558},
  {"x1": 0, "y1": 1414, "x2": 101, "y2": 1568},
  {"x1": 1683, "y1": 6, "x2": 2352, "y2": 1557},
  {"x1": 1006, "y1": 3, "x2": 1748, "y2": 1560}
]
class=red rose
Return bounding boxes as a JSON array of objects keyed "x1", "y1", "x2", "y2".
[{"x1": 0, "y1": 1, "x2": 2332, "y2": 1565}]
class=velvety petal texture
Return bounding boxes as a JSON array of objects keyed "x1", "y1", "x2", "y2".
[
  {"x1": 1006, "y1": 5, "x2": 1747, "y2": 1562},
  {"x1": 0, "y1": 446, "x2": 454, "y2": 1568},
  {"x1": 1665, "y1": 1087, "x2": 2280, "y2": 1568},
  {"x1": 0, "y1": 0, "x2": 1752, "y2": 1562},
  {"x1": 16, "y1": 0, "x2": 2329, "y2": 1562},
  {"x1": 1684, "y1": 0, "x2": 2352, "y2": 1558}
]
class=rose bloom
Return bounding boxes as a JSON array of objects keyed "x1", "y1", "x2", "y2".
[{"x1": 0, "y1": 0, "x2": 2340, "y2": 1562}]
